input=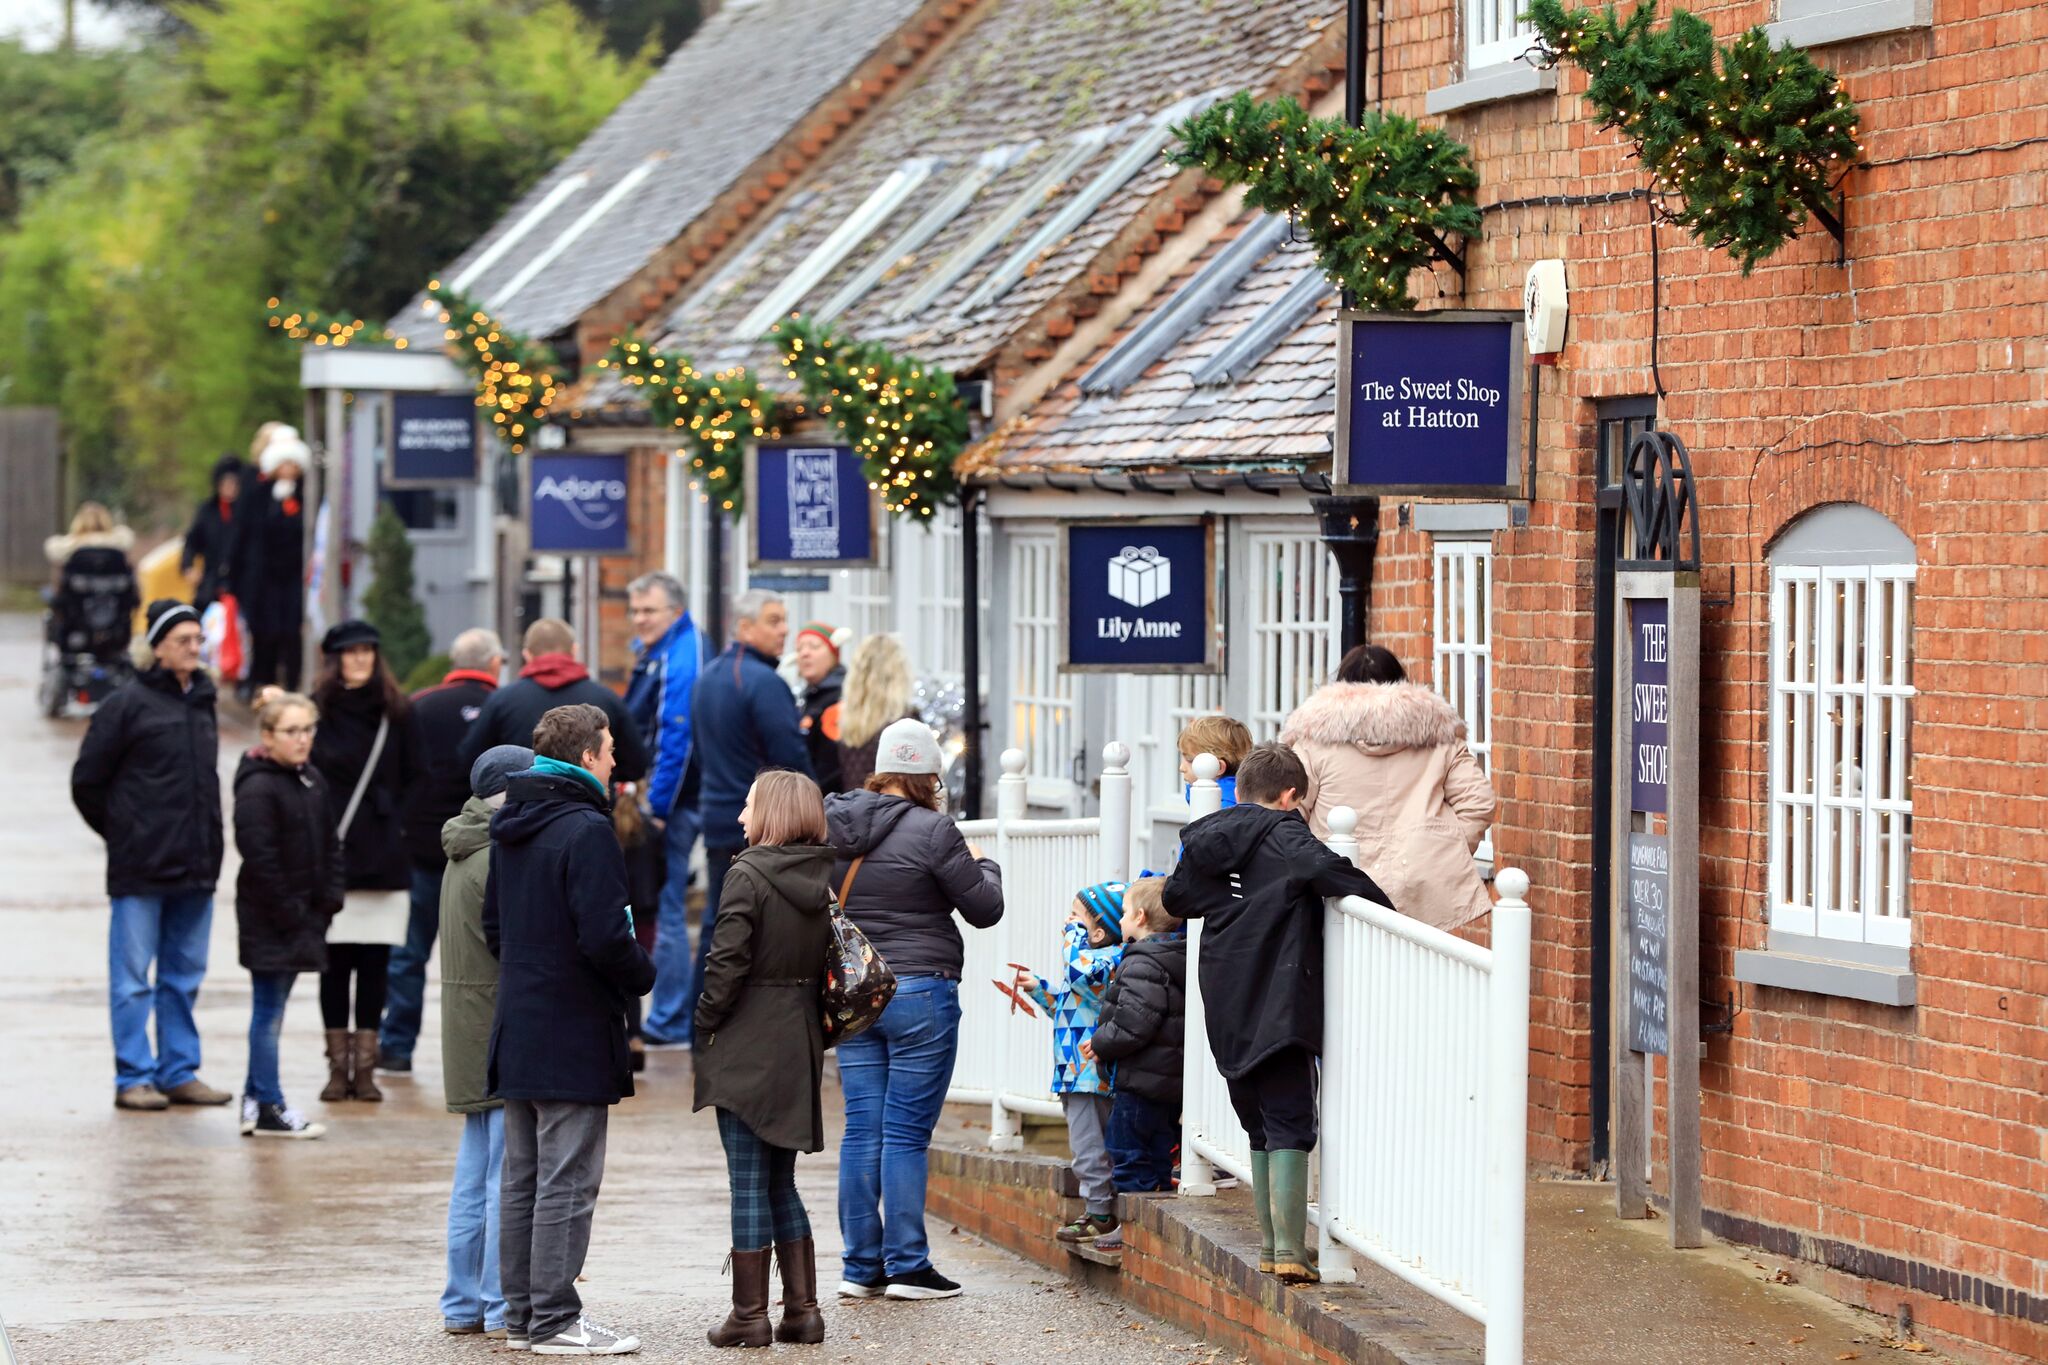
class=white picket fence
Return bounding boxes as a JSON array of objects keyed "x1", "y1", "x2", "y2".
[{"x1": 946, "y1": 744, "x2": 1529, "y2": 1364}]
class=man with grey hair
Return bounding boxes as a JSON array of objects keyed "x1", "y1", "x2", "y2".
[
  {"x1": 622, "y1": 571, "x2": 704, "y2": 1048},
  {"x1": 683, "y1": 588, "x2": 811, "y2": 1032},
  {"x1": 380, "y1": 627, "x2": 509, "y2": 1072}
]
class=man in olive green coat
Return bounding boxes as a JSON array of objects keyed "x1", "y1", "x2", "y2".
[{"x1": 437, "y1": 744, "x2": 531, "y2": 1338}]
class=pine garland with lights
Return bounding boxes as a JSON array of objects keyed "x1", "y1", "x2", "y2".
[
  {"x1": 770, "y1": 317, "x2": 969, "y2": 519},
  {"x1": 1525, "y1": 0, "x2": 1861, "y2": 271},
  {"x1": 425, "y1": 283, "x2": 563, "y2": 455},
  {"x1": 593, "y1": 337, "x2": 779, "y2": 514},
  {"x1": 265, "y1": 298, "x2": 407, "y2": 349},
  {"x1": 1167, "y1": 93, "x2": 1482, "y2": 310}
]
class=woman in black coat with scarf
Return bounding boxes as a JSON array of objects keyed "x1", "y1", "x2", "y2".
[
  {"x1": 234, "y1": 691, "x2": 345, "y2": 1138},
  {"x1": 693, "y1": 770, "x2": 835, "y2": 1350},
  {"x1": 306, "y1": 620, "x2": 420, "y2": 1104}
]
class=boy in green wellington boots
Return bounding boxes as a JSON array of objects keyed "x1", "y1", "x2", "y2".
[{"x1": 1163, "y1": 743, "x2": 1392, "y2": 1283}]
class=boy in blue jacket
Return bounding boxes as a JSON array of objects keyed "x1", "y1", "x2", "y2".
[{"x1": 1012, "y1": 880, "x2": 1127, "y2": 1244}]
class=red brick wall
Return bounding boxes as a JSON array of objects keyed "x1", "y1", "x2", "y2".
[
  {"x1": 1365, "y1": 0, "x2": 2048, "y2": 1358},
  {"x1": 590, "y1": 444, "x2": 672, "y2": 692}
]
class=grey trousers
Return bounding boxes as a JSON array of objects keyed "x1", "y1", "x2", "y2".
[
  {"x1": 501, "y1": 1099, "x2": 609, "y2": 1342},
  {"x1": 1062, "y1": 1092, "x2": 1115, "y2": 1214}
]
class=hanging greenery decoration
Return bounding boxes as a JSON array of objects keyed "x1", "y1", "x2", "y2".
[
  {"x1": 593, "y1": 337, "x2": 779, "y2": 513},
  {"x1": 769, "y1": 316, "x2": 970, "y2": 519},
  {"x1": 1167, "y1": 92, "x2": 1482, "y2": 311},
  {"x1": 265, "y1": 298, "x2": 406, "y2": 349},
  {"x1": 425, "y1": 283, "x2": 563, "y2": 455},
  {"x1": 1525, "y1": 0, "x2": 1861, "y2": 271}
]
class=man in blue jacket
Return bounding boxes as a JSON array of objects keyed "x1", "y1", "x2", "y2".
[
  {"x1": 684, "y1": 588, "x2": 810, "y2": 1029},
  {"x1": 484, "y1": 703, "x2": 654, "y2": 1355},
  {"x1": 621, "y1": 571, "x2": 703, "y2": 1048}
]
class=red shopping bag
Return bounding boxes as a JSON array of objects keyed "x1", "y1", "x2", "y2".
[{"x1": 215, "y1": 593, "x2": 245, "y2": 682}]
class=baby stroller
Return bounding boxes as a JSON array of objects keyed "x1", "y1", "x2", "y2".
[{"x1": 40, "y1": 544, "x2": 139, "y2": 718}]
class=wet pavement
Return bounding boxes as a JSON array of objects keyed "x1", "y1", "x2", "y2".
[{"x1": 0, "y1": 615, "x2": 1206, "y2": 1365}]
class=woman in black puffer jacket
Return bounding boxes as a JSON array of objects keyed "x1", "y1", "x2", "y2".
[
  {"x1": 823, "y1": 719, "x2": 1002, "y2": 1300},
  {"x1": 233, "y1": 691, "x2": 344, "y2": 1137}
]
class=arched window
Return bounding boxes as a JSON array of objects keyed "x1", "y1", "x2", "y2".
[{"x1": 1767, "y1": 504, "x2": 1915, "y2": 950}]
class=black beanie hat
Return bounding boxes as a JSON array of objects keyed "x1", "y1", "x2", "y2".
[
  {"x1": 145, "y1": 599, "x2": 201, "y2": 646},
  {"x1": 321, "y1": 619, "x2": 381, "y2": 655}
]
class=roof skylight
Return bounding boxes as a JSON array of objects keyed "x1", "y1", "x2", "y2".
[
  {"x1": 1079, "y1": 213, "x2": 1290, "y2": 396},
  {"x1": 492, "y1": 159, "x2": 659, "y2": 308},
  {"x1": 815, "y1": 145, "x2": 1026, "y2": 323},
  {"x1": 446, "y1": 172, "x2": 592, "y2": 295},
  {"x1": 733, "y1": 159, "x2": 936, "y2": 339},
  {"x1": 1190, "y1": 265, "x2": 1333, "y2": 387}
]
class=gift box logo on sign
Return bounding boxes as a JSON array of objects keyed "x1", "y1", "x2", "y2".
[{"x1": 1107, "y1": 544, "x2": 1172, "y2": 609}]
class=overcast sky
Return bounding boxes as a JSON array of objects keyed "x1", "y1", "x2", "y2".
[{"x1": 0, "y1": 0, "x2": 142, "y2": 51}]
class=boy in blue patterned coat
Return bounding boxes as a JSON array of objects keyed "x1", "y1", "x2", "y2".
[{"x1": 1010, "y1": 880, "x2": 1127, "y2": 1243}]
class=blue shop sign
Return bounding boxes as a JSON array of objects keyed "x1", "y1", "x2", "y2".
[
  {"x1": 749, "y1": 444, "x2": 879, "y2": 568},
  {"x1": 530, "y1": 453, "x2": 630, "y2": 555},
  {"x1": 1335, "y1": 310, "x2": 1523, "y2": 495},
  {"x1": 1630, "y1": 596, "x2": 1670, "y2": 814},
  {"x1": 387, "y1": 392, "x2": 479, "y2": 485},
  {"x1": 1062, "y1": 520, "x2": 1219, "y2": 674}
]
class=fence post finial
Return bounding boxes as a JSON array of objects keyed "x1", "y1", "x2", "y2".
[
  {"x1": 1326, "y1": 804, "x2": 1360, "y2": 865},
  {"x1": 1189, "y1": 753, "x2": 1224, "y2": 819},
  {"x1": 997, "y1": 747, "x2": 1028, "y2": 824},
  {"x1": 1100, "y1": 741, "x2": 1133, "y2": 882}
]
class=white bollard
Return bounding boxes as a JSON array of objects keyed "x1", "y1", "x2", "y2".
[
  {"x1": 1100, "y1": 741, "x2": 1132, "y2": 884},
  {"x1": 1486, "y1": 868, "x2": 1532, "y2": 1365}
]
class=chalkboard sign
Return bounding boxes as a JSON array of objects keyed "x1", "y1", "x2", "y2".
[
  {"x1": 1628, "y1": 833, "x2": 1671, "y2": 1056},
  {"x1": 1630, "y1": 597, "x2": 1670, "y2": 813}
]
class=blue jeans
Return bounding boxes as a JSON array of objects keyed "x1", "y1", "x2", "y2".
[
  {"x1": 243, "y1": 971, "x2": 296, "y2": 1106},
  {"x1": 1106, "y1": 1091, "x2": 1179, "y2": 1193},
  {"x1": 379, "y1": 864, "x2": 444, "y2": 1063},
  {"x1": 443, "y1": 1108, "x2": 506, "y2": 1330},
  {"x1": 108, "y1": 892, "x2": 213, "y2": 1092},
  {"x1": 835, "y1": 976, "x2": 961, "y2": 1283},
  {"x1": 640, "y1": 808, "x2": 701, "y2": 1043}
]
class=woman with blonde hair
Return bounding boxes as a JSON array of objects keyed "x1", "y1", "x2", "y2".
[
  {"x1": 44, "y1": 501, "x2": 135, "y2": 574},
  {"x1": 694, "y1": 769, "x2": 838, "y2": 1347},
  {"x1": 836, "y1": 634, "x2": 917, "y2": 791}
]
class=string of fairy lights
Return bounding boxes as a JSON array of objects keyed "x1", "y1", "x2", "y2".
[
  {"x1": 593, "y1": 337, "x2": 779, "y2": 513},
  {"x1": 423, "y1": 283, "x2": 562, "y2": 456},
  {"x1": 1167, "y1": 92, "x2": 1483, "y2": 309}
]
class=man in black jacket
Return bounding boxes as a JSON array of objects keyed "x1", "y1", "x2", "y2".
[
  {"x1": 71, "y1": 600, "x2": 233, "y2": 1112},
  {"x1": 484, "y1": 704, "x2": 654, "y2": 1356},
  {"x1": 1164, "y1": 742, "x2": 1391, "y2": 1285},
  {"x1": 376, "y1": 627, "x2": 506, "y2": 1073},
  {"x1": 459, "y1": 618, "x2": 647, "y2": 785}
]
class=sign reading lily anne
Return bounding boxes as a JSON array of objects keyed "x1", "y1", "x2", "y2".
[
  {"x1": 529, "y1": 453, "x2": 630, "y2": 555},
  {"x1": 1630, "y1": 597, "x2": 1670, "y2": 813},
  {"x1": 386, "y1": 392, "x2": 479, "y2": 485},
  {"x1": 1333, "y1": 309, "x2": 1525, "y2": 496},
  {"x1": 747, "y1": 444, "x2": 879, "y2": 568},
  {"x1": 1060, "y1": 519, "x2": 1219, "y2": 674}
]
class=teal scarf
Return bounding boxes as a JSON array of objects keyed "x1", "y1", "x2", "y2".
[{"x1": 532, "y1": 754, "x2": 604, "y2": 799}]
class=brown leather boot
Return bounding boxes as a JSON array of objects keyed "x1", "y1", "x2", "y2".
[
  {"x1": 320, "y1": 1029, "x2": 352, "y2": 1103},
  {"x1": 773, "y1": 1236, "x2": 824, "y2": 1344},
  {"x1": 350, "y1": 1031, "x2": 383, "y2": 1102},
  {"x1": 707, "y1": 1248, "x2": 773, "y2": 1348}
]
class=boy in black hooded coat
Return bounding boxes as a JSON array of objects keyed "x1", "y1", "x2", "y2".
[{"x1": 1163, "y1": 742, "x2": 1392, "y2": 1284}]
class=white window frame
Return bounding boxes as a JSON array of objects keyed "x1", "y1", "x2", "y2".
[
  {"x1": 1245, "y1": 527, "x2": 1341, "y2": 741},
  {"x1": 1431, "y1": 536, "x2": 1495, "y2": 864},
  {"x1": 1462, "y1": 0, "x2": 1540, "y2": 73},
  {"x1": 1768, "y1": 561, "x2": 1915, "y2": 949},
  {"x1": 1008, "y1": 529, "x2": 1082, "y2": 806}
]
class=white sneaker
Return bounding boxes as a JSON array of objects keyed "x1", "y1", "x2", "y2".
[
  {"x1": 531, "y1": 1316, "x2": 640, "y2": 1355},
  {"x1": 505, "y1": 1330, "x2": 531, "y2": 1351},
  {"x1": 837, "y1": 1278, "x2": 886, "y2": 1299},
  {"x1": 238, "y1": 1095, "x2": 258, "y2": 1136}
]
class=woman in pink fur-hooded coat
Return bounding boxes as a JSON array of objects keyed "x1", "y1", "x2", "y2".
[{"x1": 1279, "y1": 645, "x2": 1499, "y2": 931}]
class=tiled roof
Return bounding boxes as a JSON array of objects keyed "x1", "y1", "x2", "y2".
[
  {"x1": 654, "y1": 0, "x2": 1340, "y2": 377},
  {"x1": 970, "y1": 210, "x2": 1338, "y2": 474},
  {"x1": 390, "y1": 0, "x2": 933, "y2": 343}
]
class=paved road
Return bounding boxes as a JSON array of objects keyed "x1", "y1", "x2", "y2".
[{"x1": 0, "y1": 615, "x2": 1208, "y2": 1365}]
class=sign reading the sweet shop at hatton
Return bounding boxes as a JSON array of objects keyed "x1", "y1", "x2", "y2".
[{"x1": 1334, "y1": 309, "x2": 1524, "y2": 497}]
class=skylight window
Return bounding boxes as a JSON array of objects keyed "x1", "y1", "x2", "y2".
[
  {"x1": 816, "y1": 146, "x2": 1026, "y2": 323},
  {"x1": 958, "y1": 94, "x2": 1209, "y2": 315},
  {"x1": 734, "y1": 159, "x2": 936, "y2": 339},
  {"x1": 1079, "y1": 213, "x2": 1290, "y2": 396},
  {"x1": 888, "y1": 129, "x2": 1109, "y2": 321},
  {"x1": 1191, "y1": 265, "x2": 1333, "y2": 387},
  {"x1": 669, "y1": 192, "x2": 820, "y2": 326},
  {"x1": 492, "y1": 158, "x2": 659, "y2": 308},
  {"x1": 447, "y1": 172, "x2": 592, "y2": 294}
]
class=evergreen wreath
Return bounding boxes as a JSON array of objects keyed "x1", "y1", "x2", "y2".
[
  {"x1": 1525, "y1": 0, "x2": 1862, "y2": 271},
  {"x1": 426, "y1": 284, "x2": 563, "y2": 455},
  {"x1": 594, "y1": 337, "x2": 779, "y2": 514},
  {"x1": 1167, "y1": 92, "x2": 1482, "y2": 310},
  {"x1": 770, "y1": 317, "x2": 970, "y2": 519},
  {"x1": 265, "y1": 298, "x2": 404, "y2": 350}
]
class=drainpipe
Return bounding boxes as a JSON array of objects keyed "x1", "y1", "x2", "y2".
[
  {"x1": 1316, "y1": 495, "x2": 1380, "y2": 656},
  {"x1": 705, "y1": 504, "x2": 726, "y2": 654},
  {"x1": 961, "y1": 490, "x2": 984, "y2": 819}
]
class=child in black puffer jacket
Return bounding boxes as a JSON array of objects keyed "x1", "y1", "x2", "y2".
[{"x1": 1086, "y1": 876, "x2": 1186, "y2": 1247}]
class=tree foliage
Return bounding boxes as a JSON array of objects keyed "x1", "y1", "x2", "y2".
[
  {"x1": 362, "y1": 500, "x2": 433, "y2": 682},
  {"x1": 0, "y1": 0, "x2": 649, "y2": 509},
  {"x1": 0, "y1": 40, "x2": 137, "y2": 226}
]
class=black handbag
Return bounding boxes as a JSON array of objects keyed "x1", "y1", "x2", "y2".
[{"x1": 821, "y1": 856, "x2": 897, "y2": 1047}]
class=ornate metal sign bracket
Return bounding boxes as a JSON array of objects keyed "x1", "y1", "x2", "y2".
[{"x1": 1620, "y1": 428, "x2": 1702, "y2": 572}]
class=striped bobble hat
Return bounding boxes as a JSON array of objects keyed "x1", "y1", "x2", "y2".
[{"x1": 1076, "y1": 881, "x2": 1128, "y2": 940}]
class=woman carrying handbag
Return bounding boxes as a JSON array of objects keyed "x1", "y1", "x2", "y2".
[
  {"x1": 307, "y1": 620, "x2": 420, "y2": 1103},
  {"x1": 693, "y1": 771, "x2": 837, "y2": 1349}
]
